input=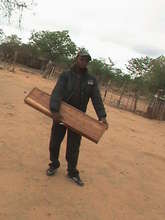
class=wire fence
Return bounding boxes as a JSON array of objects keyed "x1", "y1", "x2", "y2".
[{"x1": 102, "y1": 89, "x2": 149, "y2": 117}]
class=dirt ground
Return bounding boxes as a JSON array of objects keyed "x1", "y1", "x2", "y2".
[{"x1": 0, "y1": 68, "x2": 165, "y2": 220}]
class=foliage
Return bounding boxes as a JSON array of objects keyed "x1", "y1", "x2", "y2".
[
  {"x1": 88, "y1": 58, "x2": 115, "y2": 83},
  {"x1": 0, "y1": 29, "x2": 5, "y2": 43},
  {"x1": 29, "y1": 30, "x2": 77, "y2": 62},
  {"x1": 0, "y1": 29, "x2": 164, "y2": 99},
  {"x1": 126, "y1": 56, "x2": 153, "y2": 78},
  {"x1": 147, "y1": 56, "x2": 165, "y2": 93},
  {"x1": 0, "y1": 34, "x2": 21, "y2": 60},
  {"x1": 0, "y1": 0, "x2": 34, "y2": 26}
]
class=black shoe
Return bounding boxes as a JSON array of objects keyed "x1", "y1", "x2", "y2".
[
  {"x1": 67, "y1": 173, "x2": 84, "y2": 186},
  {"x1": 46, "y1": 163, "x2": 58, "y2": 176}
]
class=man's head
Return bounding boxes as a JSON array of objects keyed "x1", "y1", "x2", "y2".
[{"x1": 76, "y1": 50, "x2": 91, "y2": 69}]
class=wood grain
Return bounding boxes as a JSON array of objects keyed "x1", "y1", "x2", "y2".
[{"x1": 24, "y1": 87, "x2": 106, "y2": 143}]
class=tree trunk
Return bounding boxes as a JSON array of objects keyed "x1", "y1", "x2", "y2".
[
  {"x1": 10, "y1": 51, "x2": 18, "y2": 72},
  {"x1": 117, "y1": 81, "x2": 127, "y2": 107},
  {"x1": 133, "y1": 91, "x2": 139, "y2": 112},
  {"x1": 103, "y1": 80, "x2": 111, "y2": 102}
]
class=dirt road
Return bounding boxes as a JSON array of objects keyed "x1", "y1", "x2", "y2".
[{"x1": 0, "y1": 68, "x2": 165, "y2": 220}]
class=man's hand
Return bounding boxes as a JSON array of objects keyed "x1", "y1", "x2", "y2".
[
  {"x1": 99, "y1": 117, "x2": 109, "y2": 129},
  {"x1": 53, "y1": 112, "x2": 62, "y2": 123}
]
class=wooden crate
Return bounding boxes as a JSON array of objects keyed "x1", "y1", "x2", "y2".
[{"x1": 24, "y1": 87, "x2": 106, "y2": 143}]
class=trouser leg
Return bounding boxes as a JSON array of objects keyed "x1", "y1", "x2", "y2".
[
  {"x1": 49, "y1": 121, "x2": 66, "y2": 168},
  {"x1": 66, "y1": 129, "x2": 82, "y2": 175}
]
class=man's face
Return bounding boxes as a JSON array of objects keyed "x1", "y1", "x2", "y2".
[{"x1": 77, "y1": 56, "x2": 89, "y2": 69}]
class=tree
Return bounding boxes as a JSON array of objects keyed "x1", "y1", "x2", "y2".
[
  {"x1": 0, "y1": 29, "x2": 5, "y2": 61},
  {"x1": 148, "y1": 56, "x2": 165, "y2": 93},
  {"x1": 29, "y1": 30, "x2": 77, "y2": 63},
  {"x1": 125, "y1": 56, "x2": 153, "y2": 111},
  {"x1": 117, "y1": 74, "x2": 131, "y2": 107},
  {"x1": 0, "y1": 34, "x2": 21, "y2": 61},
  {"x1": 0, "y1": 29, "x2": 5, "y2": 43},
  {"x1": 4, "y1": 34, "x2": 21, "y2": 45},
  {"x1": 111, "y1": 68, "x2": 125, "y2": 87},
  {"x1": 88, "y1": 58, "x2": 114, "y2": 83},
  {"x1": 126, "y1": 56, "x2": 153, "y2": 78},
  {"x1": 0, "y1": 0, "x2": 34, "y2": 26}
]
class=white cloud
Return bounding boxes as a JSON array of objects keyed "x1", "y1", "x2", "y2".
[{"x1": 1, "y1": 0, "x2": 165, "y2": 69}]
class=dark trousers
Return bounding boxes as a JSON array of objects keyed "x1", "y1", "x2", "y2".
[{"x1": 49, "y1": 121, "x2": 82, "y2": 175}]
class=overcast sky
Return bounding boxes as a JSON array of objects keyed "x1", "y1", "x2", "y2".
[{"x1": 1, "y1": 0, "x2": 165, "y2": 70}]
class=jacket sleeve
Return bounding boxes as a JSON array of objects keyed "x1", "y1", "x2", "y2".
[
  {"x1": 49, "y1": 72, "x2": 67, "y2": 113},
  {"x1": 90, "y1": 78, "x2": 107, "y2": 120}
]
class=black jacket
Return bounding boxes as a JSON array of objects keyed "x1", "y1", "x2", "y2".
[{"x1": 50, "y1": 68, "x2": 106, "y2": 120}]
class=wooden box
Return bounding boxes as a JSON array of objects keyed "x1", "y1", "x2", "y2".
[{"x1": 24, "y1": 87, "x2": 106, "y2": 143}]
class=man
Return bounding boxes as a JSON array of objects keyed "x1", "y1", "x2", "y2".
[{"x1": 47, "y1": 50, "x2": 108, "y2": 186}]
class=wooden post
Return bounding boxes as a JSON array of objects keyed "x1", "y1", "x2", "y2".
[
  {"x1": 10, "y1": 51, "x2": 18, "y2": 72},
  {"x1": 117, "y1": 81, "x2": 127, "y2": 108}
]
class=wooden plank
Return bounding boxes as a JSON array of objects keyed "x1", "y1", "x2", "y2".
[{"x1": 24, "y1": 87, "x2": 106, "y2": 143}]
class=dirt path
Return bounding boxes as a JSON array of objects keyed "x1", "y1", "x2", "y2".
[{"x1": 0, "y1": 68, "x2": 165, "y2": 220}]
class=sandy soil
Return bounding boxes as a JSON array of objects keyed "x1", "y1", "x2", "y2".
[{"x1": 0, "y1": 68, "x2": 165, "y2": 220}]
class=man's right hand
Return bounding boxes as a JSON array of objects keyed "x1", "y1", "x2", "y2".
[
  {"x1": 53, "y1": 112, "x2": 62, "y2": 123},
  {"x1": 99, "y1": 117, "x2": 109, "y2": 130}
]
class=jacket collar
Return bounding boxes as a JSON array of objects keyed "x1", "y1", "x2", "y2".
[{"x1": 70, "y1": 64, "x2": 88, "y2": 76}]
